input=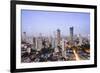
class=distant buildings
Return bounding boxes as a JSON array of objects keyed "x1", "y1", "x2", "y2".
[
  {"x1": 56, "y1": 29, "x2": 61, "y2": 46},
  {"x1": 61, "y1": 39, "x2": 66, "y2": 57},
  {"x1": 33, "y1": 37, "x2": 36, "y2": 49},
  {"x1": 21, "y1": 26, "x2": 90, "y2": 62},
  {"x1": 36, "y1": 37, "x2": 43, "y2": 51},
  {"x1": 70, "y1": 27, "x2": 74, "y2": 41},
  {"x1": 78, "y1": 34, "x2": 83, "y2": 46},
  {"x1": 22, "y1": 32, "x2": 27, "y2": 43},
  {"x1": 70, "y1": 27, "x2": 74, "y2": 46},
  {"x1": 51, "y1": 37, "x2": 55, "y2": 48},
  {"x1": 21, "y1": 26, "x2": 90, "y2": 52}
]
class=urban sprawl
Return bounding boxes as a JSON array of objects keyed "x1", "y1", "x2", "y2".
[{"x1": 21, "y1": 27, "x2": 90, "y2": 63}]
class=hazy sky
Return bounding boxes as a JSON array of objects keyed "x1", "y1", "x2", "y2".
[{"x1": 21, "y1": 9, "x2": 90, "y2": 37}]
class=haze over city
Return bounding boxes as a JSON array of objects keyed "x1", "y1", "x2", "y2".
[{"x1": 21, "y1": 10, "x2": 90, "y2": 37}]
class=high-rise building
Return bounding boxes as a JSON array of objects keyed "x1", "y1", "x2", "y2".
[
  {"x1": 33, "y1": 37, "x2": 36, "y2": 49},
  {"x1": 70, "y1": 27, "x2": 74, "y2": 41},
  {"x1": 22, "y1": 32, "x2": 27, "y2": 43},
  {"x1": 70, "y1": 27, "x2": 74, "y2": 46},
  {"x1": 61, "y1": 39, "x2": 66, "y2": 57},
  {"x1": 78, "y1": 34, "x2": 82, "y2": 46},
  {"x1": 56, "y1": 29, "x2": 61, "y2": 46},
  {"x1": 52, "y1": 38, "x2": 55, "y2": 48},
  {"x1": 36, "y1": 37, "x2": 43, "y2": 51}
]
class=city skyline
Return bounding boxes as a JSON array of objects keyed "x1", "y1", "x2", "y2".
[{"x1": 21, "y1": 10, "x2": 90, "y2": 37}]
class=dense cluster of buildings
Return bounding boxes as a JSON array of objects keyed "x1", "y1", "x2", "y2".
[{"x1": 21, "y1": 27, "x2": 90, "y2": 62}]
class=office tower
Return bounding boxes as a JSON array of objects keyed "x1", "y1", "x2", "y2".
[
  {"x1": 70, "y1": 27, "x2": 74, "y2": 46},
  {"x1": 33, "y1": 37, "x2": 36, "y2": 49},
  {"x1": 52, "y1": 38, "x2": 55, "y2": 48},
  {"x1": 22, "y1": 32, "x2": 27, "y2": 43},
  {"x1": 36, "y1": 37, "x2": 42, "y2": 51},
  {"x1": 57, "y1": 29, "x2": 61, "y2": 46},
  {"x1": 52, "y1": 31, "x2": 56, "y2": 49},
  {"x1": 36, "y1": 38, "x2": 38, "y2": 50},
  {"x1": 61, "y1": 39, "x2": 66, "y2": 57},
  {"x1": 78, "y1": 34, "x2": 82, "y2": 46},
  {"x1": 70, "y1": 27, "x2": 74, "y2": 41}
]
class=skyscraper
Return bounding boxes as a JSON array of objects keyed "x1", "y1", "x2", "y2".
[
  {"x1": 33, "y1": 37, "x2": 36, "y2": 49},
  {"x1": 57, "y1": 29, "x2": 61, "y2": 46},
  {"x1": 78, "y1": 34, "x2": 82, "y2": 46},
  {"x1": 70, "y1": 27, "x2": 74, "y2": 41},
  {"x1": 22, "y1": 32, "x2": 27, "y2": 43},
  {"x1": 36, "y1": 37, "x2": 42, "y2": 51},
  {"x1": 70, "y1": 27, "x2": 74, "y2": 46},
  {"x1": 61, "y1": 39, "x2": 66, "y2": 57}
]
